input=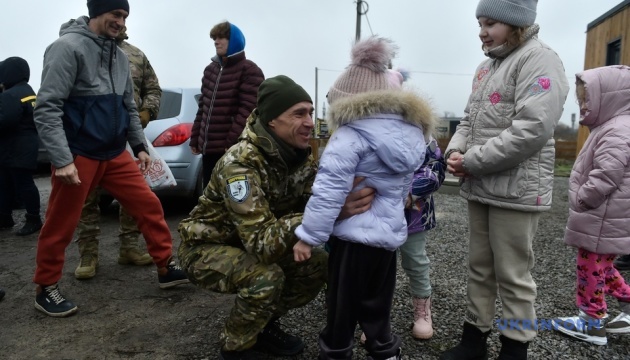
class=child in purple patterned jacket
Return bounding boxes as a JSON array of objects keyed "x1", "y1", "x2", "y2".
[
  {"x1": 400, "y1": 136, "x2": 446, "y2": 339},
  {"x1": 360, "y1": 135, "x2": 446, "y2": 343}
]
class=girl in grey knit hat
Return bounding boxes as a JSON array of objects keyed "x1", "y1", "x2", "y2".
[{"x1": 441, "y1": 1, "x2": 570, "y2": 360}]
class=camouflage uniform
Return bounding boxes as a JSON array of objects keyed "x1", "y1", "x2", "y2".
[
  {"x1": 75, "y1": 32, "x2": 162, "y2": 273},
  {"x1": 178, "y1": 113, "x2": 327, "y2": 352}
]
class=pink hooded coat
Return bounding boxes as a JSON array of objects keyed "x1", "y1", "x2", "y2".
[{"x1": 564, "y1": 65, "x2": 630, "y2": 254}]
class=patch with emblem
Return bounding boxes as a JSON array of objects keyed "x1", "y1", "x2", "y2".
[{"x1": 226, "y1": 175, "x2": 250, "y2": 203}]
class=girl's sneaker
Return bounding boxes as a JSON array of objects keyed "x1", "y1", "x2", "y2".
[
  {"x1": 606, "y1": 312, "x2": 630, "y2": 333},
  {"x1": 552, "y1": 311, "x2": 607, "y2": 345}
]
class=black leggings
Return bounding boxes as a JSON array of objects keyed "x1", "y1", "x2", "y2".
[{"x1": 319, "y1": 237, "x2": 401, "y2": 360}]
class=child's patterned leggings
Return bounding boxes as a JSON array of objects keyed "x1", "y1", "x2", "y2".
[{"x1": 576, "y1": 248, "x2": 630, "y2": 319}]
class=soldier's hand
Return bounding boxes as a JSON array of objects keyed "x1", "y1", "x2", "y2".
[
  {"x1": 138, "y1": 110, "x2": 151, "y2": 128},
  {"x1": 338, "y1": 177, "x2": 375, "y2": 220},
  {"x1": 137, "y1": 151, "x2": 151, "y2": 173},
  {"x1": 190, "y1": 146, "x2": 200, "y2": 155},
  {"x1": 55, "y1": 163, "x2": 81, "y2": 185},
  {"x1": 293, "y1": 240, "x2": 312, "y2": 262}
]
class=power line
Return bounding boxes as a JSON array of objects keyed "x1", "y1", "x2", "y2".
[
  {"x1": 362, "y1": 2, "x2": 374, "y2": 36},
  {"x1": 408, "y1": 70, "x2": 473, "y2": 77},
  {"x1": 317, "y1": 68, "x2": 473, "y2": 77}
]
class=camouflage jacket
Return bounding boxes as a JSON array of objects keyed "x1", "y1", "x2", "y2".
[
  {"x1": 118, "y1": 41, "x2": 161, "y2": 119},
  {"x1": 178, "y1": 112, "x2": 318, "y2": 265}
]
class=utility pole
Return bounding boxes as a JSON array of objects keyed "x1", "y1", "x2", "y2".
[
  {"x1": 355, "y1": 0, "x2": 362, "y2": 41},
  {"x1": 314, "y1": 67, "x2": 319, "y2": 136}
]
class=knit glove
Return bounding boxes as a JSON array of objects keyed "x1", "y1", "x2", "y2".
[{"x1": 138, "y1": 110, "x2": 151, "y2": 128}]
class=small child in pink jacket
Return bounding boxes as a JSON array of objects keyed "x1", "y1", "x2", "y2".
[{"x1": 552, "y1": 65, "x2": 630, "y2": 346}]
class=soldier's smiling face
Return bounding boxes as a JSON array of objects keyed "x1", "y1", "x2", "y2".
[{"x1": 268, "y1": 102, "x2": 314, "y2": 150}]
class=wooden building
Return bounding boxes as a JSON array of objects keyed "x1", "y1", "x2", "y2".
[{"x1": 576, "y1": 0, "x2": 630, "y2": 155}]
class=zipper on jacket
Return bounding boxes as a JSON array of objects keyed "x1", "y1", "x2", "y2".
[
  {"x1": 108, "y1": 40, "x2": 119, "y2": 146},
  {"x1": 202, "y1": 65, "x2": 224, "y2": 155}
]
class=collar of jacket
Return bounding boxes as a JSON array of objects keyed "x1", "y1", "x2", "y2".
[
  {"x1": 326, "y1": 89, "x2": 436, "y2": 135},
  {"x1": 484, "y1": 24, "x2": 540, "y2": 59},
  {"x1": 212, "y1": 51, "x2": 246, "y2": 67}
]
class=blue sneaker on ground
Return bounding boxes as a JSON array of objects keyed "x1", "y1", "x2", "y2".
[
  {"x1": 158, "y1": 261, "x2": 190, "y2": 289},
  {"x1": 35, "y1": 284, "x2": 78, "y2": 317}
]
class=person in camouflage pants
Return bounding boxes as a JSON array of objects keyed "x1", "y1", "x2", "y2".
[
  {"x1": 179, "y1": 75, "x2": 376, "y2": 360},
  {"x1": 74, "y1": 26, "x2": 162, "y2": 279}
]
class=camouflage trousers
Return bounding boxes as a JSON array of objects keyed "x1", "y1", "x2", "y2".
[
  {"x1": 178, "y1": 242, "x2": 328, "y2": 351},
  {"x1": 76, "y1": 187, "x2": 141, "y2": 248}
]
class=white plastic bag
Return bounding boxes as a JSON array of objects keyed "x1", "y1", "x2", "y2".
[{"x1": 127, "y1": 138, "x2": 177, "y2": 190}]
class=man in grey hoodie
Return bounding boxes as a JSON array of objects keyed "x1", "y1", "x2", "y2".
[{"x1": 32, "y1": 0, "x2": 188, "y2": 318}]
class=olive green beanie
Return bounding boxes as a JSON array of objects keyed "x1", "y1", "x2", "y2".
[{"x1": 256, "y1": 75, "x2": 312, "y2": 124}]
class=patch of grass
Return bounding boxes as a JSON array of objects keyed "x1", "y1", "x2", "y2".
[{"x1": 555, "y1": 159, "x2": 574, "y2": 177}]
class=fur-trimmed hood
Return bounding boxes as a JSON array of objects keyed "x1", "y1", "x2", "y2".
[{"x1": 326, "y1": 90, "x2": 437, "y2": 137}]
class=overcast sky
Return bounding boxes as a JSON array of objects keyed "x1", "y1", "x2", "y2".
[{"x1": 0, "y1": 0, "x2": 624, "y2": 126}]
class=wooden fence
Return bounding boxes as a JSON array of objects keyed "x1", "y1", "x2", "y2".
[{"x1": 437, "y1": 138, "x2": 577, "y2": 161}]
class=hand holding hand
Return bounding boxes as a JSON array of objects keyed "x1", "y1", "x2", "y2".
[
  {"x1": 293, "y1": 240, "x2": 313, "y2": 262},
  {"x1": 55, "y1": 163, "x2": 81, "y2": 185}
]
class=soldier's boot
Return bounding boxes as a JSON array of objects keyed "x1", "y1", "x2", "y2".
[
  {"x1": 118, "y1": 237, "x2": 153, "y2": 266},
  {"x1": 253, "y1": 318, "x2": 305, "y2": 356},
  {"x1": 74, "y1": 238, "x2": 99, "y2": 280}
]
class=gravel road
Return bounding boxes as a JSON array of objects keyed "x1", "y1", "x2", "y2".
[{"x1": 0, "y1": 176, "x2": 628, "y2": 359}]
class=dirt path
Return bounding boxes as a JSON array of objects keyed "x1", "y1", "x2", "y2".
[{"x1": 0, "y1": 176, "x2": 232, "y2": 359}]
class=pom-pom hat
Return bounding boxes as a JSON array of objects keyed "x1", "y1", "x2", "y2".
[{"x1": 327, "y1": 36, "x2": 399, "y2": 105}]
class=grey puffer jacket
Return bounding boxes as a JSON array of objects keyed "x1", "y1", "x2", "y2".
[{"x1": 446, "y1": 25, "x2": 569, "y2": 212}]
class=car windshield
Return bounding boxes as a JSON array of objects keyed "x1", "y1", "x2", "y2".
[{"x1": 156, "y1": 91, "x2": 182, "y2": 120}]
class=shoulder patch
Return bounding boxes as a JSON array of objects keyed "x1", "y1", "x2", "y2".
[{"x1": 226, "y1": 175, "x2": 250, "y2": 203}]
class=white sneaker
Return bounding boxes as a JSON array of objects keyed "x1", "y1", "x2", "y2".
[
  {"x1": 606, "y1": 312, "x2": 630, "y2": 334},
  {"x1": 552, "y1": 311, "x2": 607, "y2": 345}
]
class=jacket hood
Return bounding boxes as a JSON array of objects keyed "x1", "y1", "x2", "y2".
[
  {"x1": 240, "y1": 112, "x2": 282, "y2": 159},
  {"x1": 59, "y1": 16, "x2": 99, "y2": 40},
  {"x1": 577, "y1": 65, "x2": 630, "y2": 129},
  {"x1": 327, "y1": 90, "x2": 434, "y2": 173},
  {"x1": 327, "y1": 89, "x2": 436, "y2": 135},
  {"x1": 227, "y1": 23, "x2": 245, "y2": 57},
  {"x1": 0, "y1": 57, "x2": 30, "y2": 88}
]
